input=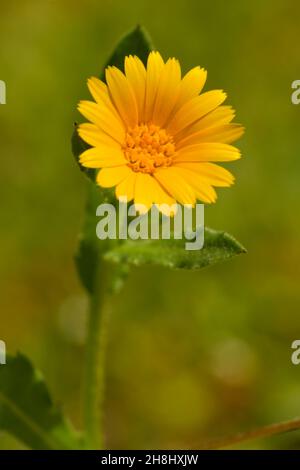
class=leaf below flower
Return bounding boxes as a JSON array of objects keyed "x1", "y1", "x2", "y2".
[
  {"x1": 104, "y1": 227, "x2": 246, "y2": 270},
  {"x1": 0, "y1": 354, "x2": 81, "y2": 450}
]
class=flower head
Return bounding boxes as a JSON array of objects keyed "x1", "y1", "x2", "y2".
[{"x1": 78, "y1": 52, "x2": 244, "y2": 214}]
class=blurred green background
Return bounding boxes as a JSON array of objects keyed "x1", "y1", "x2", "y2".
[{"x1": 1, "y1": 0, "x2": 300, "y2": 450}]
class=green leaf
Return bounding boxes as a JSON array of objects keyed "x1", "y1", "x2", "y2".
[
  {"x1": 0, "y1": 354, "x2": 81, "y2": 450},
  {"x1": 75, "y1": 181, "x2": 113, "y2": 294},
  {"x1": 103, "y1": 25, "x2": 154, "y2": 72},
  {"x1": 73, "y1": 26, "x2": 153, "y2": 293},
  {"x1": 104, "y1": 227, "x2": 246, "y2": 270}
]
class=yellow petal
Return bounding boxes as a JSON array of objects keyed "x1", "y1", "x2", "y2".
[
  {"x1": 133, "y1": 173, "x2": 176, "y2": 213},
  {"x1": 177, "y1": 124, "x2": 245, "y2": 148},
  {"x1": 78, "y1": 100, "x2": 125, "y2": 144},
  {"x1": 78, "y1": 123, "x2": 120, "y2": 148},
  {"x1": 175, "y1": 66, "x2": 207, "y2": 110},
  {"x1": 87, "y1": 77, "x2": 121, "y2": 120},
  {"x1": 174, "y1": 162, "x2": 234, "y2": 187},
  {"x1": 116, "y1": 171, "x2": 137, "y2": 202},
  {"x1": 151, "y1": 178, "x2": 176, "y2": 208},
  {"x1": 169, "y1": 166, "x2": 217, "y2": 203},
  {"x1": 175, "y1": 105, "x2": 236, "y2": 143},
  {"x1": 124, "y1": 55, "x2": 147, "y2": 123},
  {"x1": 175, "y1": 143, "x2": 241, "y2": 162},
  {"x1": 134, "y1": 173, "x2": 155, "y2": 212},
  {"x1": 167, "y1": 90, "x2": 227, "y2": 136},
  {"x1": 152, "y1": 58, "x2": 181, "y2": 127},
  {"x1": 79, "y1": 147, "x2": 126, "y2": 168},
  {"x1": 155, "y1": 167, "x2": 196, "y2": 205},
  {"x1": 97, "y1": 166, "x2": 131, "y2": 188},
  {"x1": 106, "y1": 66, "x2": 138, "y2": 127},
  {"x1": 144, "y1": 51, "x2": 164, "y2": 122}
]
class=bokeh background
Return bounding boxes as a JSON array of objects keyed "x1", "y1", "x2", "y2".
[{"x1": 1, "y1": 0, "x2": 300, "y2": 450}]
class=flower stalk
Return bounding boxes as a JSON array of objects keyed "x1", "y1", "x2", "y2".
[{"x1": 84, "y1": 260, "x2": 109, "y2": 449}]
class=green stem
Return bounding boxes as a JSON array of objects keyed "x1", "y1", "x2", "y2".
[{"x1": 84, "y1": 262, "x2": 109, "y2": 449}]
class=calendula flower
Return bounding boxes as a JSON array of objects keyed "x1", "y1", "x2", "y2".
[{"x1": 77, "y1": 52, "x2": 244, "y2": 214}]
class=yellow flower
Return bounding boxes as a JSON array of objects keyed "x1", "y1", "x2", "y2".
[{"x1": 78, "y1": 52, "x2": 244, "y2": 214}]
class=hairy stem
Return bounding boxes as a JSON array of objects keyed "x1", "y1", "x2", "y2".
[{"x1": 84, "y1": 262, "x2": 109, "y2": 449}]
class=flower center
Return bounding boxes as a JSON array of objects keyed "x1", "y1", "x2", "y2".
[{"x1": 122, "y1": 123, "x2": 175, "y2": 174}]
